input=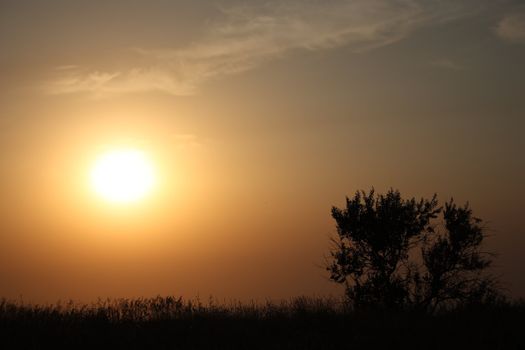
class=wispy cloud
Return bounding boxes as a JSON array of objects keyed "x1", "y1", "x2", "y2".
[
  {"x1": 45, "y1": 0, "x2": 481, "y2": 97},
  {"x1": 172, "y1": 133, "x2": 205, "y2": 150},
  {"x1": 47, "y1": 68, "x2": 195, "y2": 97},
  {"x1": 496, "y1": 11, "x2": 525, "y2": 44},
  {"x1": 429, "y1": 58, "x2": 466, "y2": 71}
]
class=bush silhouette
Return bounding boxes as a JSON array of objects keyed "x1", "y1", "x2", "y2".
[{"x1": 327, "y1": 188, "x2": 499, "y2": 312}]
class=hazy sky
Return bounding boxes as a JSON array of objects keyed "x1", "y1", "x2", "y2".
[{"x1": 1, "y1": 0, "x2": 524, "y2": 302}]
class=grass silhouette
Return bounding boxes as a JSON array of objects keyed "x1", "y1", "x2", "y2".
[{"x1": 2, "y1": 296, "x2": 524, "y2": 349}]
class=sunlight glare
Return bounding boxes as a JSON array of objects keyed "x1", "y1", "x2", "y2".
[{"x1": 90, "y1": 149, "x2": 155, "y2": 203}]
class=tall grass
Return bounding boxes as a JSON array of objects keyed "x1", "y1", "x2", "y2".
[{"x1": 1, "y1": 296, "x2": 524, "y2": 349}]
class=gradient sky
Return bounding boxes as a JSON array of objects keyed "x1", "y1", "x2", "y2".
[{"x1": 1, "y1": 0, "x2": 524, "y2": 302}]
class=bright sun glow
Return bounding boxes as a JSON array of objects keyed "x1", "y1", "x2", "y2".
[{"x1": 90, "y1": 149, "x2": 155, "y2": 203}]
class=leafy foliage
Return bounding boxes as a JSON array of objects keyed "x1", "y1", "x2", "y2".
[{"x1": 327, "y1": 189, "x2": 498, "y2": 312}]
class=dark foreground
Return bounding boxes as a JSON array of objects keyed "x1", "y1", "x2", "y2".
[{"x1": 1, "y1": 297, "x2": 524, "y2": 349}]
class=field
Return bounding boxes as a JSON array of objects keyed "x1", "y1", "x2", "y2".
[{"x1": 1, "y1": 296, "x2": 524, "y2": 349}]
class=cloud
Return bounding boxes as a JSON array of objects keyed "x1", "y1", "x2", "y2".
[
  {"x1": 46, "y1": 0, "x2": 480, "y2": 97},
  {"x1": 47, "y1": 68, "x2": 195, "y2": 97},
  {"x1": 171, "y1": 133, "x2": 206, "y2": 151},
  {"x1": 496, "y1": 12, "x2": 525, "y2": 44},
  {"x1": 429, "y1": 58, "x2": 465, "y2": 70},
  {"x1": 55, "y1": 65, "x2": 79, "y2": 71}
]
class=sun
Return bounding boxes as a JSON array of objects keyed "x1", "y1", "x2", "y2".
[{"x1": 90, "y1": 149, "x2": 156, "y2": 203}]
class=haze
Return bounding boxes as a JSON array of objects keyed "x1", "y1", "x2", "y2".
[{"x1": 0, "y1": 0, "x2": 524, "y2": 303}]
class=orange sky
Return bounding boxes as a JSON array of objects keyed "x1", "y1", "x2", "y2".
[{"x1": 0, "y1": 0, "x2": 524, "y2": 302}]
